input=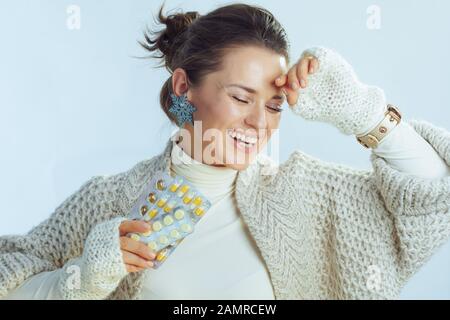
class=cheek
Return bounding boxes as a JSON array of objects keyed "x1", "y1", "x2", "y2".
[
  {"x1": 267, "y1": 116, "x2": 281, "y2": 130},
  {"x1": 195, "y1": 97, "x2": 243, "y2": 127},
  {"x1": 262, "y1": 115, "x2": 280, "y2": 141}
]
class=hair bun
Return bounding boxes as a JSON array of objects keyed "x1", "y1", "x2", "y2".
[{"x1": 140, "y1": 5, "x2": 200, "y2": 71}]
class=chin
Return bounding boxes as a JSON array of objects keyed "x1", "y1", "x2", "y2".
[
  {"x1": 220, "y1": 131, "x2": 264, "y2": 170},
  {"x1": 224, "y1": 162, "x2": 251, "y2": 171}
]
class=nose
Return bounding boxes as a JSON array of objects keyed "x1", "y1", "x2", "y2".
[{"x1": 244, "y1": 102, "x2": 267, "y2": 131}]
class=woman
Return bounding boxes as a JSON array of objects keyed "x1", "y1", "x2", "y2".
[{"x1": 1, "y1": 3, "x2": 449, "y2": 300}]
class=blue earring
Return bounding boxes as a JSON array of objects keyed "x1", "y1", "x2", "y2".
[{"x1": 168, "y1": 93, "x2": 197, "y2": 127}]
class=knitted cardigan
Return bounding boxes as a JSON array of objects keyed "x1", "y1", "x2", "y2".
[{"x1": 0, "y1": 119, "x2": 449, "y2": 299}]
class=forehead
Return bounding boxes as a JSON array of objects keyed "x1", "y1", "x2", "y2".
[{"x1": 217, "y1": 46, "x2": 288, "y2": 86}]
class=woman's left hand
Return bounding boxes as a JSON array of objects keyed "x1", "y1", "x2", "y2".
[{"x1": 275, "y1": 46, "x2": 388, "y2": 136}]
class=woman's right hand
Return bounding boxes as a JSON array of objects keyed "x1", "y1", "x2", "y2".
[{"x1": 119, "y1": 220, "x2": 156, "y2": 272}]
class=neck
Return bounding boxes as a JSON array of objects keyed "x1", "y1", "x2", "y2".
[
  {"x1": 176, "y1": 131, "x2": 228, "y2": 168},
  {"x1": 170, "y1": 140, "x2": 238, "y2": 204}
]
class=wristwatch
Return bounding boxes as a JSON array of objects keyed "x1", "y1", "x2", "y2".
[{"x1": 356, "y1": 104, "x2": 402, "y2": 149}]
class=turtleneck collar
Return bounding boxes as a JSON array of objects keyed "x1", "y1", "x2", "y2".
[{"x1": 170, "y1": 141, "x2": 238, "y2": 204}]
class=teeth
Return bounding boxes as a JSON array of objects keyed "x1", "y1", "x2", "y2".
[
  {"x1": 227, "y1": 129, "x2": 257, "y2": 145},
  {"x1": 247, "y1": 136, "x2": 257, "y2": 144}
]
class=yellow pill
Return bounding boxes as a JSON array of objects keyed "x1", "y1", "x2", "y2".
[
  {"x1": 174, "y1": 209, "x2": 185, "y2": 220},
  {"x1": 130, "y1": 234, "x2": 140, "y2": 241},
  {"x1": 156, "y1": 179, "x2": 166, "y2": 190},
  {"x1": 159, "y1": 235, "x2": 169, "y2": 245},
  {"x1": 140, "y1": 205, "x2": 148, "y2": 215},
  {"x1": 163, "y1": 201, "x2": 175, "y2": 213},
  {"x1": 194, "y1": 206, "x2": 205, "y2": 216},
  {"x1": 147, "y1": 209, "x2": 158, "y2": 219},
  {"x1": 183, "y1": 196, "x2": 193, "y2": 204},
  {"x1": 148, "y1": 192, "x2": 157, "y2": 203},
  {"x1": 152, "y1": 221, "x2": 163, "y2": 231},
  {"x1": 141, "y1": 229, "x2": 152, "y2": 237},
  {"x1": 177, "y1": 184, "x2": 190, "y2": 197},
  {"x1": 157, "y1": 198, "x2": 167, "y2": 207},
  {"x1": 156, "y1": 252, "x2": 167, "y2": 262},
  {"x1": 163, "y1": 215, "x2": 174, "y2": 226},
  {"x1": 148, "y1": 241, "x2": 158, "y2": 251},
  {"x1": 169, "y1": 182, "x2": 180, "y2": 192},
  {"x1": 170, "y1": 229, "x2": 180, "y2": 239},
  {"x1": 180, "y1": 223, "x2": 192, "y2": 233},
  {"x1": 192, "y1": 196, "x2": 203, "y2": 206}
]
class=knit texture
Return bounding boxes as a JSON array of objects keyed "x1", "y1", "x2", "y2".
[
  {"x1": 236, "y1": 119, "x2": 450, "y2": 299},
  {"x1": 0, "y1": 172, "x2": 137, "y2": 299},
  {"x1": 292, "y1": 46, "x2": 388, "y2": 136},
  {"x1": 58, "y1": 216, "x2": 129, "y2": 299},
  {"x1": 0, "y1": 118, "x2": 449, "y2": 299}
]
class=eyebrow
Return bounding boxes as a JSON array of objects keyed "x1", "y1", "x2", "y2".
[{"x1": 225, "y1": 84, "x2": 285, "y2": 100}]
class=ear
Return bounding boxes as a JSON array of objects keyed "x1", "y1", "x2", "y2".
[{"x1": 171, "y1": 68, "x2": 190, "y2": 97}]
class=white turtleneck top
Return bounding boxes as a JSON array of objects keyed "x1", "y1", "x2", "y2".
[{"x1": 139, "y1": 141, "x2": 276, "y2": 299}]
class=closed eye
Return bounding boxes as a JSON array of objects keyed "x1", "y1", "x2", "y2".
[
  {"x1": 267, "y1": 104, "x2": 284, "y2": 113},
  {"x1": 233, "y1": 96, "x2": 249, "y2": 104},
  {"x1": 233, "y1": 96, "x2": 283, "y2": 113}
]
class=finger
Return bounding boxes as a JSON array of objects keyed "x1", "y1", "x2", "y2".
[
  {"x1": 274, "y1": 74, "x2": 287, "y2": 87},
  {"x1": 285, "y1": 87, "x2": 299, "y2": 107},
  {"x1": 274, "y1": 75, "x2": 291, "y2": 104},
  {"x1": 309, "y1": 58, "x2": 319, "y2": 74},
  {"x1": 298, "y1": 58, "x2": 310, "y2": 88},
  {"x1": 119, "y1": 220, "x2": 151, "y2": 236},
  {"x1": 122, "y1": 250, "x2": 154, "y2": 269},
  {"x1": 287, "y1": 64, "x2": 300, "y2": 91},
  {"x1": 120, "y1": 236, "x2": 156, "y2": 260},
  {"x1": 125, "y1": 264, "x2": 145, "y2": 273},
  {"x1": 283, "y1": 65, "x2": 299, "y2": 106}
]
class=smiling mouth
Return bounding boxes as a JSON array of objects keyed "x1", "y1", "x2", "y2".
[{"x1": 226, "y1": 129, "x2": 259, "y2": 150}]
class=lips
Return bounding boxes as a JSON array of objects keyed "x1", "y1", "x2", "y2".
[
  {"x1": 226, "y1": 131, "x2": 258, "y2": 154},
  {"x1": 226, "y1": 129, "x2": 258, "y2": 146}
]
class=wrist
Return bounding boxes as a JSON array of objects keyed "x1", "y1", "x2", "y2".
[
  {"x1": 355, "y1": 104, "x2": 402, "y2": 149},
  {"x1": 354, "y1": 103, "x2": 388, "y2": 137}
]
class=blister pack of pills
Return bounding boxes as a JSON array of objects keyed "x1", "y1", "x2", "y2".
[{"x1": 127, "y1": 171, "x2": 211, "y2": 269}]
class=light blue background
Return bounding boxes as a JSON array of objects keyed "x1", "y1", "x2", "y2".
[{"x1": 0, "y1": 0, "x2": 449, "y2": 299}]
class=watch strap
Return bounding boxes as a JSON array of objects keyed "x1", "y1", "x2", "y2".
[{"x1": 356, "y1": 104, "x2": 402, "y2": 149}]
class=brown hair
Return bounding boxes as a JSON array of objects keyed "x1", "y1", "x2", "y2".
[{"x1": 139, "y1": 2, "x2": 290, "y2": 125}]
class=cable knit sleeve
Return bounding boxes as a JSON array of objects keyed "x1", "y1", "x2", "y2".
[
  {"x1": 368, "y1": 119, "x2": 450, "y2": 280},
  {"x1": 370, "y1": 119, "x2": 450, "y2": 216},
  {"x1": 0, "y1": 175, "x2": 128, "y2": 299}
]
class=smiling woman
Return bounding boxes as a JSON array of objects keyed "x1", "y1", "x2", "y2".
[
  {"x1": 1, "y1": 1, "x2": 450, "y2": 301},
  {"x1": 139, "y1": 3, "x2": 290, "y2": 171}
]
